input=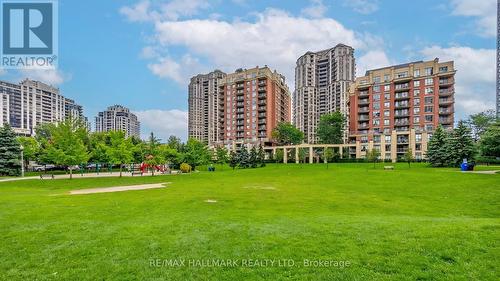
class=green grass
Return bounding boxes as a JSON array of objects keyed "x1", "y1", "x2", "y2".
[{"x1": 0, "y1": 163, "x2": 498, "y2": 280}]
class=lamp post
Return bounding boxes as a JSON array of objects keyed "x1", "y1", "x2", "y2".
[{"x1": 20, "y1": 145, "x2": 24, "y2": 178}]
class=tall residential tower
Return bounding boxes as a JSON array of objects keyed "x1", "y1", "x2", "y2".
[
  {"x1": 294, "y1": 44, "x2": 355, "y2": 143},
  {"x1": 95, "y1": 105, "x2": 140, "y2": 138},
  {"x1": 188, "y1": 70, "x2": 226, "y2": 144}
]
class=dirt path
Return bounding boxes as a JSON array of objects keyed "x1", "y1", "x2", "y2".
[{"x1": 69, "y1": 183, "x2": 170, "y2": 195}]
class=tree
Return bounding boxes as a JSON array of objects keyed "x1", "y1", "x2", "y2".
[
  {"x1": 249, "y1": 146, "x2": 258, "y2": 168},
  {"x1": 167, "y1": 135, "x2": 183, "y2": 151},
  {"x1": 275, "y1": 148, "x2": 284, "y2": 164},
  {"x1": 0, "y1": 125, "x2": 22, "y2": 176},
  {"x1": 42, "y1": 118, "x2": 89, "y2": 179},
  {"x1": 215, "y1": 146, "x2": 229, "y2": 170},
  {"x1": 17, "y1": 136, "x2": 39, "y2": 170},
  {"x1": 258, "y1": 144, "x2": 266, "y2": 167},
  {"x1": 237, "y1": 148, "x2": 250, "y2": 168},
  {"x1": 366, "y1": 148, "x2": 380, "y2": 168},
  {"x1": 271, "y1": 122, "x2": 304, "y2": 145},
  {"x1": 317, "y1": 112, "x2": 346, "y2": 144},
  {"x1": 88, "y1": 132, "x2": 111, "y2": 165},
  {"x1": 466, "y1": 110, "x2": 496, "y2": 142},
  {"x1": 445, "y1": 121, "x2": 476, "y2": 167},
  {"x1": 107, "y1": 131, "x2": 134, "y2": 177},
  {"x1": 426, "y1": 126, "x2": 449, "y2": 167},
  {"x1": 324, "y1": 147, "x2": 333, "y2": 169},
  {"x1": 229, "y1": 151, "x2": 238, "y2": 170},
  {"x1": 160, "y1": 144, "x2": 181, "y2": 168},
  {"x1": 181, "y1": 138, "x2": 210, "y2": 170},
  {"x1": 479, "y1": 121, "x2": 500, "y2": 160},
  {"x1": 403, "y1": 148, "x2": 414, "y2": 168},
  {"x1": 298, "y1": 147, "x2": 307, "y2": 165}
]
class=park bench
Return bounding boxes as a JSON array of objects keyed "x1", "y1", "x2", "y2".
[
  {"x1": 39, "y1": 174, "x2": 55, "y2": 179},
  {"x1": 384, "y1": 166, "x2": 394, "y2": 170}
]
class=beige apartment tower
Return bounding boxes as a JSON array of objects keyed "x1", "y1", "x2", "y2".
[
  {"x1": 188, "y1": 70, "x2": 226, "y2": 144},
  {"x1": 294, "y1": 44, "x2": 355, "y2": 144},
  {"x1": 95, "y1": 105, "x2": 140, "y2": 138}
]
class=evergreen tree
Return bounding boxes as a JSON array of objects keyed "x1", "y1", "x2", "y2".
[
  {"x1": 445, "y1": 121, "x2": 476, "y2": 167},
  {"x1": 257, "y1": 144, "x2": 266, "y2": 167},
  {"x1": 229, "y1": 151, "x2": 238, "y2": 170},
  {"x1": 249, "y1": 147, "x2": 258, "y2": 168},
  {"x1": 0, "y1": 125, "x2": 22, "y2": 176},
  {"x1": 479, "y1": 121, "x2": 500, "y2": 160},
  {"x1": 426, "y1": 126, "x2": 448, "y2": 167},
  {"x1": 238, "y1": 148, "x2": 250, "y2": 168}
]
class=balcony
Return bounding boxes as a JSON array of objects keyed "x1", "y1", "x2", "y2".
[
  {"x1": 439, "y1": 98, "x2": 454, "y2": 105},
  {"x1": 358, "y1": 90, "x2": 369, "y2": 97},
  {"x1": 439, "y1": 79, "x2": 453, "y2": 86},
  {"x1": 258, "y1": 87, "x2": 266, "y2": 93},
  {"x1": 439, "y1": 108, "x2": 453, "y2": 115},
  {"x1": 358, "y1": 99, "x2": 370, "y2": 105},
  {"x1": 394, "y1": 102, "x2": 409, "y2": 108},
  {"x1": 439, "y1": 117, "x2": 453, "y2": 124},
  {"x1": 397, "y1": 137, "x2": 409, "y2": 144},
  {"x1": 358, "y1": 123, "x2": 369, "y2": 129},
  {"x1": 258, "y1": 93, "x2": 266, "y2": 99},
  {"x1": 359, "y1": 107, "x2": 370, "y2": 113},
  {"x1": 258, "y1": 107, "x2": 266, "y2": 112},
  {"x1": 394, "y1": 83, "x2": 409, "y2": 92},
  {"x1": 258, "y1": 119, "x2": 266, "y2": 125},
  {"x1": 394, "y1": 119, "x2": 409, "y2": 126},
  {"x1": 394, "y1": 110, "x2": 410, "y2": 117},
  {"x1": 439, "y1": 88, "x2": 453, "y2": 97},
  {"x1": 358, "y1": 115, "x2": 369, "y2": 121},
  {"x1": 236, "y1": 84, "x2": 244, "y2": 90},
  {"x1": 258, "y1": 100, "x2": 267, "y2": 106},
  {"x1": 394, "y1": 92, "x2": 409, "y2": 100}
]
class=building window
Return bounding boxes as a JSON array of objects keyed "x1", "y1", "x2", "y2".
[
  {"x1": 373, "y1": 111, "x2": 380, "y2": 117},
  {"x1": 414, "y1": 116, "x2": 420, "y2": 123},
  {"x1": 373, "y1": 119, "x2": 380, "y2": 125},
  {"x1": 425, "y1": 115, "x2": 433, "y2": 122},
  {"x1": 374, "y1": 135, "x2": 381, "y2": 143},
  {"x1": 414, "y1": 89, "x2": 420, "y2": 96},
  {"x1": 424, "y1": 106, "x2": 433, "y2": 113},
  {"x1": 414, "y1": 80, "x2": 420, "y2": 87},
  {"x1": 374, "y1": 103, "x2": 380, "y2": 110},
  {"x1": 425, "y1": 67, "x2": 433, "y2": 75},
  {"x1": 396, "y1": 71, "x2": 408, "y2": 78},
  {"x1": 425, "y1": 78, "x2": 433, "y2": 86},
  {"x1": 384, "y1": 110, "x2": 390, "y2": 117},
  {"x1": 414, "y1": 98, "x2": 420, "y2": 106},
  {"x1": 385, "y1": 135, "x2": 391, "y2": 142},
  {"x1": 439, "y1": 66, "x2": 448, "y2": 72},
  {"x1": 414, "y1": 107, "x2": 420, "y2": 114},
  {"x1": 373, "y1": 94, "x2": 381, "y2": 101},
  {"x1": 373, "y1": 85, "x2": 381, "y2": 92},
  {"x1": 384, "y1": 102, "x2": 390, "y2": 108},
  {"x1": 384, "y1": 85, "x2": 390, "y2": 92},
  {"x1": 414, "y1": 69, "x2": 420, "y2": 77},
  {"x1": 384, "y1": 119, "x2": 390, "y2": 125},
  {"x1": 425, "y1": 88, "x2": 434, "y2": 95},
  {"x1": 425, "y1": 97, "x2": 433, "y2": 104},
  {"x1": 425, "y1": 124, "x2": 434, "y2": 131},
  {"x1": 384, "y1": 74, "x2": 390, "y2": 82},
  {"x1": 415, "y1": 133, "x2": 422, "y2": 142},
  {"x1": 373, "y1": 76, "x2": 381, "y2": 84}
]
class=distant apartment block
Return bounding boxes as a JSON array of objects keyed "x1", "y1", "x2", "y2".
[
  {"x1": 294, "y1": 44, "x2": 355, "y2": 143},
  {"x1": 349, "y1": 58, "x2": 455, "y2": 161},
  {"x1": 217, "y1": 66, "x2": 291, "y2": 146},
  {"x1": 95, "y1": 105, "x2": 140, "y2": 138},
  {"x1": 188, "y1": 70, "x2": 226, "y2": 144},
  {"x1": 0, "y1": 79, "x2": 85, "y2": 135}
]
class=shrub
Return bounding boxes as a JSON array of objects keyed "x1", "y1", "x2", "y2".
[{"x1": 180, "y1": 163, "x2": 192, "y2": 173}]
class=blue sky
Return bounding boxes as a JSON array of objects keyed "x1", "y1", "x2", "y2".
[{"x1": 1, "y1": 0, "x2": 496, "y2": 140}]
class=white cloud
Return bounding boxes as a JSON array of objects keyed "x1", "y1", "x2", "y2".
[
  {"x1": 301, "y1": 0, "x2": 327, "y2": 19},
  {"x1": 421, "y1": 45, "x2": 496, "y2": 118},
  {"x1": 148, "y1": 54, "x2": 205, "y2": 84},
  {"x1": 356, "y1": 50, "x2": 392, "y2": 77},
  {"x1": 450, "y1": 0, "x2": 496, "y2": 37},
  {"x1": 143, "y1": 8, "x2": 384, "y2": 87},
  {"x1": 19, "y1": 68, "x2": 69, "y2": 86},
  {"x1": 120, "y1": 0, "x2": 210, "y2": 22},
  {"x1": 134, "y1": 109, "x2": 188, "y2": 141},
  {"x1": 343, "y1": 0, "x2": 379, "y2": 14}
]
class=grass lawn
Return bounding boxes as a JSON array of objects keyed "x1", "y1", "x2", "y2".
[{"x1": 0, "y1": 163, "x2": 498, "y2": 280}]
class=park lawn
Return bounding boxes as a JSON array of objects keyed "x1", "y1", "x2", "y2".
[{"x1": 0, "y1": 163, "x2": 498, "y2": 280}]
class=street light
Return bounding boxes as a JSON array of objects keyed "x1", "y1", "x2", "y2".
[{"x1": 20, "y1": 145, "x2": 24, "y2": 178}]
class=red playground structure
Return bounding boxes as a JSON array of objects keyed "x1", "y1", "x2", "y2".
[{"x1": 139, "y1": 163, "x2": 165, "y2": 173}]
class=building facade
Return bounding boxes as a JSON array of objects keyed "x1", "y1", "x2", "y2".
[
  {"x1": 0, "y1": 79, "x2": 85, "y2": 135},
  {"x1": 294, "y1": 44, "x2": 355, "y2": 143},
  {"x1": 217, "y1": 66, "x2": 291, "y2": 147},
  {"x1": 95, "y1": 105, "x2": 140, "y2": 138},
  {"x1": 349, "y1": 59, "x2": 455, "y2": 161},
  {"x1": 188, "y1": 70, "x2": 226, "y2": 144}
]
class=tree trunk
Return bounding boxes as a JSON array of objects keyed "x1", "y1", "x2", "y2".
[
  {"x1": 69, "y1": 168, "x2": 73, "y2": 180},
  {"x1": 119, "y1": 165, "x2": 123, "y2": 177}
]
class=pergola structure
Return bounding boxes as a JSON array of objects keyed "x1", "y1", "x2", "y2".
[{"x1": 263, "y1": 143, "x2": 359, "y2": 164}]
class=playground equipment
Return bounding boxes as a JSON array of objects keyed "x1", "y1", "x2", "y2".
[{"x1": 140, "y1": 163, "x2": 166, "y2": 173}]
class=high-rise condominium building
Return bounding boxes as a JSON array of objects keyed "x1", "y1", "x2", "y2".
[
  {"x1": 348, "y1": 58, "x2": 455, "y2": 161},
  {"x1": 95, "y1": 105, "x2": 140, "y2": 138},
  {"x1": 217, "y1": 66, "x2": 291, "y2": 147},
  {"x1": 0, "y1": 79, "x2": 85, "y2": 135},
  {"x1": 188, "y1": 70, "x2": 226, "y2": 144},
  {"x1": 294, "y1": 44, "x2": 355, "y2": 144}
]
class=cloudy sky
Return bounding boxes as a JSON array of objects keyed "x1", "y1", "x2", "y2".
[{"x1": 1, "y1": 0, "x2": 496, "y2": 140}]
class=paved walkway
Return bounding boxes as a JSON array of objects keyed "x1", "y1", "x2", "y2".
[
  {"x1": 0, "y1": 172, "x2": 179, "y2": 183},
  {"x1": 465, "y1": 170, "x2": 499, "y2": 175},
  {"x1": 70, "y1": 183, "x2": 170, "y2": 195}
]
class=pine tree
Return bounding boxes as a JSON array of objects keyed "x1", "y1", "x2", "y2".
[
  {"x1": 229, "y1": 151, "x2": 238, "y2": 170},
  {"x1": 249, "y1": 146, "x2": 258, "y2": 168},
  {"x1": 426, "y1": 125, "x2": 448, "y2": 167},
  {"x1": 445, "y1": 121, "x2": 476, "y2": 167},
  {"x1": 258, "y1": 144, "x2": 266, "y2": 167},
  {"x1": 0, "y1": 125, "x2": 22, "y2": 176},
  {"x1": 238, "y1": 148, "x2": 250, "y2": 169}
]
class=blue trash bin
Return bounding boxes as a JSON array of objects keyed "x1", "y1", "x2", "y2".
[{"x1": 460, "y1": 163, "x2": 468, "y2": 171}]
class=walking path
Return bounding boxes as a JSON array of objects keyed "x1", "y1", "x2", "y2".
[
  {"x1": 69, "y1": 183, "x2": 170, "y2": 195},
  {"x1": 465, "y1": 170, "x2": 499, "y2": 175},
  {"x1": 0, "y1": 172, "x2": 179, "y2": 183}
]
